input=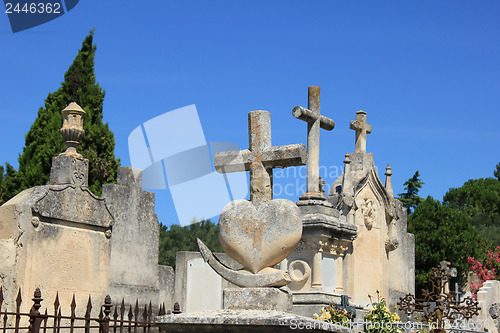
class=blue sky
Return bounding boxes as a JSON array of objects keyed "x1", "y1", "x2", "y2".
[{"x1": 1, "y1": 1, "x2": 499, "y2": 226}]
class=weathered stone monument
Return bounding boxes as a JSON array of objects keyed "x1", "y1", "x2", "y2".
[
  {"x1": 157, "y1": 110, "x2": 352, "y2": 332},
  {"x1": 208, "y1": 109, "x2": 307, "y2": 307},
  {"x1": 166, "y1": 87, "x2": 415, "y2": 320},
  {"x1": 287, "y1": 87, "x2": 414, "y2": 316},
  {"x1": 0, "y1": 102, "x2": 173, "y2": 313},
  {"x1": 286, "y1": 87, "x2": 358, "y2": 315}
]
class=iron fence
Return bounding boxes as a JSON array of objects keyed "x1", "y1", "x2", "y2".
[{"x1": 0, "y1": 287, "x2": 178, "y2": 333}]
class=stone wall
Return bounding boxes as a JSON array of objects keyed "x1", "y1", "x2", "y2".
[{"x1": 477, "y1": 280, "x2": 500, "y2": 333}]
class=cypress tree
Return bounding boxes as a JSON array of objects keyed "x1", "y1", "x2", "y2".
[
  {"x1": 398, "y1": 170, "x2": 424, "y2": 214},
  {"x1": 0, "y1": 30, "x2": 119, "y2": 202}
]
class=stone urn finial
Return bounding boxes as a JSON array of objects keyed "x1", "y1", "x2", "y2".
[{"x1": 60, "y1": 102, "x2": 86, "y2": 157}]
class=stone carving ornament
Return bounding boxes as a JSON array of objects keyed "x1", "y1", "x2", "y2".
[
  {"x1": 198, "y1": 110, "x2": 307, "y2": 288},
  {"x1": 361, "y1": 197, "x2": 376, "y2": 229}
]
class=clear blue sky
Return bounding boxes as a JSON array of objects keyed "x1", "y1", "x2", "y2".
[{"x1": 1, "y1": 1, "x2": 499, "y2": 226}]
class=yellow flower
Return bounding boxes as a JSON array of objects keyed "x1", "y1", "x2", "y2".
[
  {"x1": 320, "y1": 312, "x2": 332, "y2": 320},
  {"x1": 314, "y1": 313, "x2": 320, "y2": 320}
]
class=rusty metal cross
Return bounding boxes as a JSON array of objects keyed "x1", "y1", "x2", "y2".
[{"x1": 214, "y1": 110, "x2": 306, "y2": 203}]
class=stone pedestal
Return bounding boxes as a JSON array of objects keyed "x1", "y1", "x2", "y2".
[
  {"x1": 223, "y1": 288, "x2": 292, "y2": 312},
  {"x1": 287, "y1": 199, "x2": 357, "y2": 317},
  {"x1": 156, "y1": 310, "x2": 354, "y2": 333}
]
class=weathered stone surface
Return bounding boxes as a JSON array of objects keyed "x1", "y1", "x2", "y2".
[
  {"x1": 214, "y1": 110, "x2": 306, "y2": 203},
  {"x1": 0, "y1": 185, "x2": 111, "y2": 313},
  {"x1": 477, "y1": 280, "x2": 500, "y2": 333},
  {"x1": 102, "y1": 167, "x2": 163, "y2": 309},
  {"x1": 50, "y1": 154, "x2": 89, "y2": 185},
  {"x1": 219, "y1": 199, "x2": 302, "y2": 274},
  {"x1": 35, "y1": 154, "x2": 113, "y2": 229},
  {"x1": 350, "y1": 110, "x2": 371, "y2": 154},
  {"x1": 156, "y1": 309, "x2": 354, "y2": 333},
  {"x1": 159, "y1": 265, "x2": 175, "y2": 313},
  {"x1": 292, "y1": 86, "x2": 335, "y2": 196},
  {"x1": 489, "y1": 302, "x2": 500, "y2": 333},
  {"x1": 0, "y1": 103, "x2": 169, "y2": 316},
  {"x1": 198, "y1": 239, "x2": 291, "y2": 288},
  {"x1": 174, "y1": 251, "x2": 243, "y2": 313},
  {"x1": 223, "y1": 288, "x2": 293, "y2": 312}
]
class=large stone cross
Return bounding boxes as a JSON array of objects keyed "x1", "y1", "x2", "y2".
[
  {"x1": 214, "y1": 110, "x2": 306, "y2": 202},
  {"x1": 350, "y1": 110, "x2": 371, "y2": 153},
  {"x1": 292, "y1": 86, "x2": 335, "y2": 195}
]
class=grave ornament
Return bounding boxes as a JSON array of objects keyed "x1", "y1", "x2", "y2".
[{"x1": 197, "y1": 110, "x2": 306, "y2": 288}]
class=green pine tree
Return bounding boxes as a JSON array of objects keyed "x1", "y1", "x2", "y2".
[
  {"x1": 443, "y1": 168, "x2": 500, "y2": 249},
  {"x1": 494, "y1": 162, "x2": 500, "y2": 181},
  {"x1": 398, "y1": 171, "x2": 424, "y2": 214},
  {"x1": 408, "y1": 196, "x2": 480, "y2": 295},
  {"x1": 158, "y1": 219, "x2": 224, "y2": 268},
  {"x1": 0, "y1": 30, "x2": 119, "y2": 202}
]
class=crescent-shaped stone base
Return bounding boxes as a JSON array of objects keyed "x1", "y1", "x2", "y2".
[{"x1": 197, "y1": 239, "x2": 291, "y2": 287}]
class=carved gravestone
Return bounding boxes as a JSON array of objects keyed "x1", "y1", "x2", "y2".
[
  {"x1": 0, "y1": 102, "x2": 173, "y2": 314},
  {"x1": 0, "y1": 103, "x2": 113, "y2": 311}
]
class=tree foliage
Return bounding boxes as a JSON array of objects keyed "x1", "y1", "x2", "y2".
[
  {"x1": 0, "y1": 31, "x2": 119, "y2": 202},
  {"x1": 158, "y1": 219, "x2": 224, "y2": 268},
  {"x1": 398, "y1": 171, "x2": 424, "y2": 214},
  {"x1": 408, "y1": 196, "x2": 480, "y2": 294},
  {"x1": 443, "y1": 175, "x2": 500, "y2": 249}
]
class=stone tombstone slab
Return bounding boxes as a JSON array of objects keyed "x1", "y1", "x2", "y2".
[
  {"x1": 157, "y1": 309, "x2": 355, "y2": 333},
  {"x1": 223, "y1": 288, "x2": 293, "y2": 312},
  {"x1": 186, "y1": 257, "x2": 223, "y2": 312},
  {"x1": 0, "y1": 155, "x2": 113, "y2": 313},
  {"x1": 321, "y1": 255, "x2": 337, "y2": 293},
  {"x1": 102, "y1": 167, "x2": 165, "y2": 309},
  {"x1": 0, "y1": 102, "x2": 172, "y2": 315},
  {"x1": 174, "y1": 251, "x2": 243, "y2": 313}
]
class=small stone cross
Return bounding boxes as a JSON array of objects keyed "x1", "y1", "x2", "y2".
[
  {"x1": 292, "y1": 86, "x2": 335, "y2": 196},
  {"x1": 214, "y1": 110, "x2": 306, "y2": 202},
  {"x1": 350, "y1": 110, "x2": 371, "y2": 153},
  {"x1": 439, "y1": 261, "x2": 457, "y2": 294},
  {"x1": 67, "y1": 69, "x2": 84, "y2": 102}
]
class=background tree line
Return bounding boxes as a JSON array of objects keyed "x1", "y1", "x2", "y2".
[{"x1": 400, "y1": 164, "x2": 500, "y2": 295}]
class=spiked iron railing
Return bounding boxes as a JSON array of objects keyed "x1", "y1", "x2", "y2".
[{"x1": 0, "y1": 287, "x2": 179, "y2": 333}]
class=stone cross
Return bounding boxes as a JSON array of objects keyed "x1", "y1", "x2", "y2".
[
  {"x1": 292, "y1": 86, "x2": 335, "y2": 195},
  {"x1": 350, "y1": 110, "x2": 371, "y2": 153},
  {"x1": 214, "y1": 110, "x2": 306, "y2": 202},
  {"x1": 439, "y1": 261, "x2": 457, "y2": 294}
]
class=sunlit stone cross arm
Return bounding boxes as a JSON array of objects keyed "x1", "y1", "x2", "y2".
[
  {"x1": 214, "y1": 110, "x2": 307, "y2": 203},
  {"x1": 292, "y1": 86, "x2": 335, "y2": 198},
  {"x1": 350, "y1": 110, "x2": 371, "y2": 153}
]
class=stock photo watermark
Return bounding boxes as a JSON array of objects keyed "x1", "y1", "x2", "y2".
[
  {"x1": 285, "y1": 319, "x2": 499, "y2": 331},
  {"x1": 3, "y1": 0, "x2": 80, "y2": 32}
]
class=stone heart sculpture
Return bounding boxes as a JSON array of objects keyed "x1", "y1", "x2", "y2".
[{"x1": 218, "y1": 199, "x2": 302, "y2": 274}]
